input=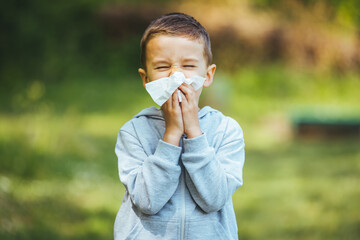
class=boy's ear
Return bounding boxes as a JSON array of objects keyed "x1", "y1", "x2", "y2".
[
  {"x1": 203, "y1": 64, "x2": 216, "y2": 87},
  {"x1": 138, "y1": 68, "x2": 148, "y2": 87}
]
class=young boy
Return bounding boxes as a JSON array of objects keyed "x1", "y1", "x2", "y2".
[{"x1": 114, "y1": 13, "x2": 245, "y2": 240}]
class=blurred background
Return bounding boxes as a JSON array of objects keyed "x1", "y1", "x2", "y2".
[{"x1": 1, "y1": 0, "x2": 359, "y2": 239}]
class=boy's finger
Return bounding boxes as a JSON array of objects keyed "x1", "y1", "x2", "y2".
[
  {"x1": 172, "y1": 89, "x2": 179, "y2": 107},
  {"x1": 178, "y1": 84, "x2": 194, "y2": 99},
  {"x1": 187, "y1": 83, "x2": 195, "y2": 91},
  {"x1": 163, "y1": 93, "x2": 173, "y2": 110},
  {"x1": 179, "y1": 83, "x2": 195, "y2": 94}
]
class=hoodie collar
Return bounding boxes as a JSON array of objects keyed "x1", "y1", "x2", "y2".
[{"x1": 134, "y1": 106, "x2": 217, "y2": 120}]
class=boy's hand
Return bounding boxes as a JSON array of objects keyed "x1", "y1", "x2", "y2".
[
  {"x1": 161, "y1": 90, "x2": 184, "y2": 146},
  {"x1": 178, "y1": 83, "x2": 202, "y2": 139}
]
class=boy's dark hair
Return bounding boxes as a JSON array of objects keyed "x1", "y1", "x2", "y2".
[{"x1": 140, "y1": 12, "x2": 212, "y2": 69}]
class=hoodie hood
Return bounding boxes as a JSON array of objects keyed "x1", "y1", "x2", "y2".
[{"x1": 134, "y1": 106, "x2": 217, "y2": 120}]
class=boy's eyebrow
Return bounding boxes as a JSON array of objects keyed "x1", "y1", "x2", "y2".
[
  {"x1": 151, "y1": 60, "x2": 169, "y2": 65},
  {"x1": 151, "y1": 57, "x2": 200, "y2": 66},
  {"x1": 182, "y1": 57, "x2": 199, "y2": 62}
]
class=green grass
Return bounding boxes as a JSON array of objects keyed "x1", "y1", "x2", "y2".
[
  {"x1": 1, "y1": 66, "x2": 360, "y2": 239},
  {"x1": 234, "y1": 140, "x2": 360, "y2": 240}
]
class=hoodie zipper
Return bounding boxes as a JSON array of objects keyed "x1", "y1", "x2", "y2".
[
  {"x1": 180, "y1": 171, "x2": 185, "y2": 240},
  {"x1": 180, "y1": 135, "x2": 185, "y2": 240}
]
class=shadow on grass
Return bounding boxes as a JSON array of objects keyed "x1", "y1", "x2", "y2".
[{"x1": 0, "y1": 191, "x2": 114, "y2": 240}]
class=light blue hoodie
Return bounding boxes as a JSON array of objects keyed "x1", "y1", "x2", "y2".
[{"x1": 114, "y1": 106, "x2": 245, "y2": 240}]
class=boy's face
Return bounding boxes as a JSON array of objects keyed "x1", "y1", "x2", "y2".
[{"x1": 138, "y1": 35, "x2": 216, "y2": 101}]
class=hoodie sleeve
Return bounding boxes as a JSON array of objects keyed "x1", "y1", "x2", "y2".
[
  {"x1": 115, "y1": 129, "x2": 182, "y2": 215},
  {"x1": 182, "y1": 117, "x2": 245, "y2": 213}
]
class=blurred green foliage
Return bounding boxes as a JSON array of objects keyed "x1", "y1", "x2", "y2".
[
  {"x1": 0, "y1": 0, "x2": 145, "y2": 109},
  {"x1": 254, "y1": 0, "x2": 360, "y2": 29}
]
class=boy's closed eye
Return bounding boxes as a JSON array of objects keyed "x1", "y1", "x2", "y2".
[
  {"x1": 155, "y1": 66, "x2": 170, "y2": 70},
  {"x1": 183, "y1": 65, "x2": 196, "y2": 68}
]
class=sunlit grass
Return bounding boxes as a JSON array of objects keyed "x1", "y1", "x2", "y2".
[{"x1": 233, "y1": 139, "x2": 360, "y2": 239}]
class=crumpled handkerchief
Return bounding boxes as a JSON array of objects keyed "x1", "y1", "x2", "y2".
[{"x1": 145, "y1": 71, "x2": 206, "y2": 106}]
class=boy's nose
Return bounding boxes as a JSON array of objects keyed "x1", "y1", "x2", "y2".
[{"x1": 169, "y1": 66, "x2": 182, "y2": 76}]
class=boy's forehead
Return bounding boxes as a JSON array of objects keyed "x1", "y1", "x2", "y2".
[{"x1": 146, "y1": 35, "x2": 206, "y2": 61}]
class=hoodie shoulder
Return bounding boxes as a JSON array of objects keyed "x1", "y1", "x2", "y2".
[
  {"x1": 199, "y1": 106, "x2": 243, "y2": 135},
  {"x1": 200, "y1": 107, "x2": 240, "y2": 124},
  {"x1": 119, "y1": 107, "x2": 163, "y2": 134},
  {"x1": 198, "y1": 106, "x2": 222, "y2": 118}
]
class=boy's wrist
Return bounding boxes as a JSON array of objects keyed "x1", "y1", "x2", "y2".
[
  {"x1": 185, "y1": 126, "x2": 202, "y2": 139},
  {"x1": 163, "y1": 130, "x2": 182, "y2": 146}
]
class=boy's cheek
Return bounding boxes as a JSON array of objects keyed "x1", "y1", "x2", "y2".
[
  {"x1": 145, "y1": 70, "x2": 163, "y2": 82},
  {"x1": 149, "y1": 72, "x2": 169, "y2": 81},
  {"x1": 183, "y1": 70, "x2": 206, "y2": 79}
]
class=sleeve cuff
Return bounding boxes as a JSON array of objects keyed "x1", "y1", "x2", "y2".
[
  {"x1": 183, "y1": 133, "x2": 209, "y2": 153},
  {"x1": 154, "y1": 139, "x2": 182, "y2": 163}
]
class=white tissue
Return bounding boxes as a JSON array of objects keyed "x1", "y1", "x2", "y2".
[
  {"x1": 177, "y1": 90, "x2": 182, "y2": 102},
  {"x1": 145, "y1": 72, "x2": 206, "y2": 106}
]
